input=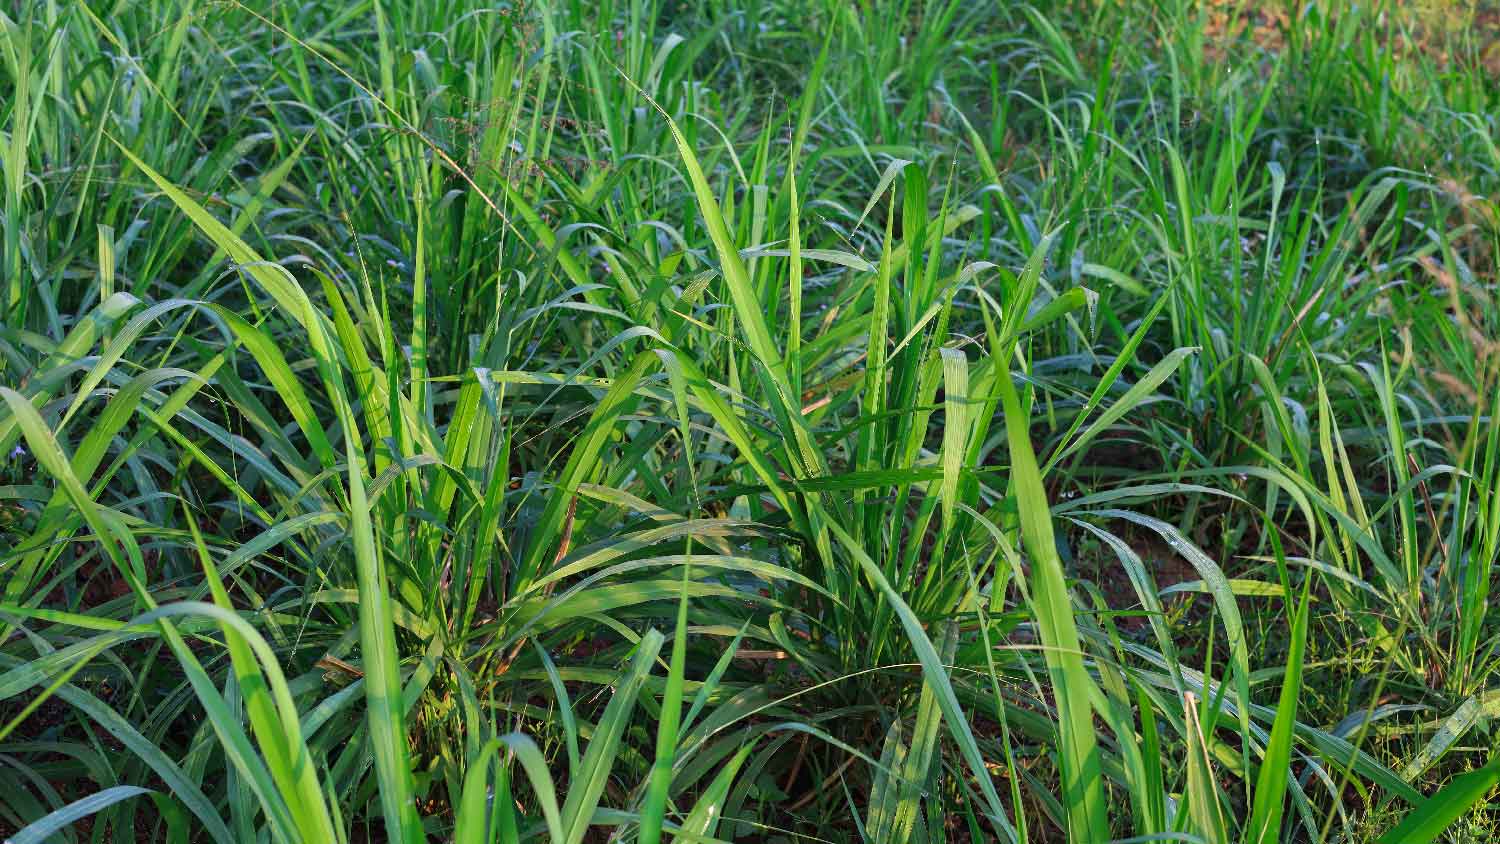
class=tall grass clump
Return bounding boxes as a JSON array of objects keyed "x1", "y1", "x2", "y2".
[{"x1": 2, "y1": 0, "x2": 1498, "y2": 841}]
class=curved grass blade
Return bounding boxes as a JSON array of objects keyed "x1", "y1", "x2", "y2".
[
  {"x1": 1377, "y1": 756, "x2": 1500, "y2": 844},
  {"x1": 7, "y1": 785, "x2": 154, "y2": 844}
]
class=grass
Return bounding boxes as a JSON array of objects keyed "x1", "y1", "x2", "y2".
[{"x1": 1, "y1": 0, "x2": 1498, "y2": 841}]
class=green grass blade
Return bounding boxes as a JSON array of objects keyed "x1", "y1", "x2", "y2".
[
  {"x1": 8, "y1": 785, "x2": 154, "y2": 844},
  {"x1": 561, "y1": 629, "x2": 665, "y2": 844},
  {"x1": 1247, "y1": 542, "x2": 1311, "y2": 844},
  {"x1": 639, "y1": 565, "x2": 692, "y2": 844},
  {"x1": 1377, "y1": 756, "x2": 1500, "y2": 844},
  {"x1": 824, "y1": 516, "x2": 1017, "y2": 842}
]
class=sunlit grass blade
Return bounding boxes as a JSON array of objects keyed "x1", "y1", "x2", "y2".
[
  {"x1": 989, "y1": 236, "x2": 1107, "y2": 842},
  {"x1": 638, "y1": 565, "x2": 692, "y2": 844},
  {"x1": 1247, "y1": 529, "x2": 1311, "y2": 844},
  {"x1": 559, "y1": 629, "x2": 664, "y2": 844}
]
